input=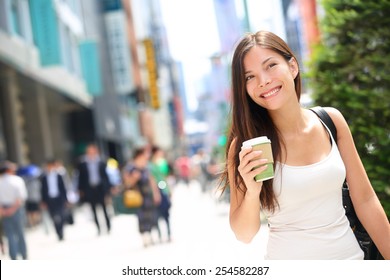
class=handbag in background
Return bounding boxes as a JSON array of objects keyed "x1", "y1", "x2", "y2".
[
  {"x1": 310, "y1": 106, "x2": 383, "y2": 260},
  {"x1": 112, "y1": 187, "x2": 143, "y2": 215},
  {"x1": 123, "y1": 188, "x2": 143, "y2": 208}
]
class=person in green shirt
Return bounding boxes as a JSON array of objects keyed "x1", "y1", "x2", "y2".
[{"x1": 150, "y1": 146, "x2": 172, "y2": 242}]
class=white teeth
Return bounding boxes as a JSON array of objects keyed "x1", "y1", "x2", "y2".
[{"x1": 262, "y1": 87, "x2": 280, "y2": 98}]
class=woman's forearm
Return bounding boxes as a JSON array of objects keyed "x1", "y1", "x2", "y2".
[
  {"x1": 230, "y1": 191, "x2": 262, "y2": 243},
  {"x1": 355, "y1": 195, "x2": 390, "y2": 259}
]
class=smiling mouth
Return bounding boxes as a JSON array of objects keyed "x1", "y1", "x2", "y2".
[{"x1": 260, "y1": 86, "x2": 281, "y2": 98}]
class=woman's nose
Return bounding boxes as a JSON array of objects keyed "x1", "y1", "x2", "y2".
[{"x1": 256, "y1": 73, "x2": 271, "y2": 88}]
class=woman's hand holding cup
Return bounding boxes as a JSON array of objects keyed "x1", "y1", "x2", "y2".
[
  {"x1": 238, "y1": 146, "x2": 269, "y2": 197},
  {"x1": 239, "y1": 136, "x2": 274, "y2": 197}
]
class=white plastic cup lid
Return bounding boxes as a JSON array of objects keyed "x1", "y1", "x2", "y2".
[{"x1": 242, "y1": 136, "x2": 271, "y2": 147}]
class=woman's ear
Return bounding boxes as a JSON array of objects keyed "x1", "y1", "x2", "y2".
[{"x1": 289, "y1": 57, "x2": 299, "y2": 79}]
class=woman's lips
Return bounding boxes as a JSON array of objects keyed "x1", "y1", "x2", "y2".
[{"x1": 260, "y1": 86, "x2": 281, "y2": 98}]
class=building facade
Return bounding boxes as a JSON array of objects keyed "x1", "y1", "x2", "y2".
[
  {"x1": 0, "y1": 0, "x2": 94, "y2": 166},
  {"x1": 0, "y1": 0, "x2": 183, "y2": 168},
  {"x1": 126, "y1": 0, "x2": 183, "y2": 153}
]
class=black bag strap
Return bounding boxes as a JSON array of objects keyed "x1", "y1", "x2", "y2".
[
  {"x1": 310, "y1": 106, "x2": 344, "y2": 184},
  {"x1": 310, "y1": 107, "x2": 353, "y2": 216},
  {"x1": 309, "y1": 106, "x2": 338, "y2": 144},
  {"x1": 310, "y1": 107, "x2": 381, "y2": 259}
]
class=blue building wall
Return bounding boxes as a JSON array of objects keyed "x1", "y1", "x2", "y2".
[
  {"x1": 79, "y1": 40, "x2": 102, "y2": 96},
  {"x1": 29, "y1": 0, "x2": 61, "y2": 66}
]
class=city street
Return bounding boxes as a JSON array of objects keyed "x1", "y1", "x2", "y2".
[
  {"x1": 4, "y1": 182, "x2": 389, "y2": 280},
  {"x1": 1, "y1": 180, "x2": 268, "y2": 262}
]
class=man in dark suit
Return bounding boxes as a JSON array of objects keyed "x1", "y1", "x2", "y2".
[
  {"x1": 77, "y1": 143, "x2": 112, "y2": 235},
  {"x1": 40, "y1": 159, "x2": 68, "y2": 241}
]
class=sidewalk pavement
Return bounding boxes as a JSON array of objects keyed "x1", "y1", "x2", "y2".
[{"x1": 0, "y1": 180, "x2": 268, "y2": 262}]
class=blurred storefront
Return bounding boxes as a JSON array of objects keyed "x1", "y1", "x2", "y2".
[
  {"x1": 0, "y1": 0, "x2": 94, "y2": 166},
  {"x1": 0, "y1": 0, "x2": 156, "y2": 166},
  {"x1": 123, "y1": 0, "x2": 183, "y2": 155}
]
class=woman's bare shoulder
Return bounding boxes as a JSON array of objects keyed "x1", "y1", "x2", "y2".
[{"x1": 323, "y1": 107, "x2": 349, "y2": 131}]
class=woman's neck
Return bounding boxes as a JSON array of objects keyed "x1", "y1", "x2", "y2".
[{"x1": 269, "y1": 105, "x2": 309, "y2": 137}]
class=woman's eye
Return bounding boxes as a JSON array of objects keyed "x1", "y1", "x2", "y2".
[
  {"x1": 268, "y1": 63, "x2": 277, "y2": 69},
  {"x1": 245, "y1": 75, "x2": 253, "y2": 81}
]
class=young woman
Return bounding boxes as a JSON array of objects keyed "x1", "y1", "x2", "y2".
[
  {"x1": 123, "y1": 147, "x2": 161, "y2": 247},
  {"x1": 221, "y1": 30, "x2": 390, "y2": 259}
]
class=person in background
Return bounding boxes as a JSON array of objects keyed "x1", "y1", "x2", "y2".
[
  {"x1": 76, "y1": 143, "x2": 112, "y2": 235},
  {"x1": 40, "y1": 159, "x2": 68, "y2": 241},
  {"x1": 54, "y1": 160, "x2": 75, "y2": 225},
  {"x1": 150, "y1": 146, "x2": 172, "y2": 242},
  {"x1": 105, "y1": 157, "x2": 122, "y2": 216},
  {"x1": 175, "y1": 153, "x2": 191, "y2": 186},
  {"x1": 0, "y1": 161, "x2": 28, "y2": 260},
  {"x1": 220, "y1": 30, "x2": 390, "y2": 259},
  {"x1": 123, "y1": 147, "x2": 161, "y2": 247},
  {"x1": 106, "y1": 157, "x2": 122, "y2": 194},
  {"x1": 18, "y1": 164, "x2": 42, "y2": 228}
]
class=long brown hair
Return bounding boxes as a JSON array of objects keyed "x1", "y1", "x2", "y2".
[{"x1": 220, "y1": 31, "x2": 301, "y2": 212}]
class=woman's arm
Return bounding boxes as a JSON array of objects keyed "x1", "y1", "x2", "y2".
[
  {"x1": 327, "y1": 107, "x2": 390, "y2": 259},
  {"x1": 149, "y1": 175, "x2": 161, "y2": 205},
  {"x1": 122, "y1": 168, "x2": 141, "y2": 188},
  {"x1": 228, "y1": 138, "x2": 268, "y2": 243}
]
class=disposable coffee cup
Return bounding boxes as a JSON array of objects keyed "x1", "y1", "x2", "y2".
[{"x1": 242, "y1": 136, "x2": 274, "y2": 182}]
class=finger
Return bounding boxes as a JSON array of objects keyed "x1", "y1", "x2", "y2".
[
  {"x1": 239, "y1": 146, "x2": 252, "y2": 161},
  {"x1": 239, "y1": 151, "x2": 265, "y2": 173},
  {"x1": 240, "y1": 150, "x2": 263, "y2": 168},
  {"x1": 246, "y1": 158, "x2": 269, "y2": 172},
  {"x1": 241, "y1": 160, "x2": 268, "y2": 179},
  {"x1": 248, "y1": 163, "x2": 269, "y2": 180}
]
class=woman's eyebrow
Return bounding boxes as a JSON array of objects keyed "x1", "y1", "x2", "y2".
[
  {"x1": 262, "y1": 57, "x2": 274, "y2": 65},
  {"x1": 244, "y1": 57, "x2": 275, "y2": 75}
]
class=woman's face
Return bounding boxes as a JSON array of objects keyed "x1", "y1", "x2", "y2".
[
  {"x1": 135, "y1": 151, "x2": 150, "y2": 168},
  {"x1": 243, "y1": 46, "x2": 298, "y2": 111}
]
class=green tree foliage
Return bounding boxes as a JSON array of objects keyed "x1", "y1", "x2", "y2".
[{"x1": 308, "y1": 0, "x2": 390, "y2": 216}]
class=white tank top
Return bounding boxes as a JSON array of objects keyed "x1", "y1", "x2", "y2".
[{"x1": 263, "y1": 122, "x2": 364, "y2": 260}]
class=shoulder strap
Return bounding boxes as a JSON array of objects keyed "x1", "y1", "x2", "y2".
[
  {"x1": 310, "y1": 106, "x2": 338, "y2": 144},
  {"x1": 311, "y1": 108, "x2": 358, "y2": 232}
]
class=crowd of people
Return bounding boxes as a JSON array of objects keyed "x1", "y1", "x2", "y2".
[{"x1": 0, "y1": 143, "x2": 221, "y2": 259}]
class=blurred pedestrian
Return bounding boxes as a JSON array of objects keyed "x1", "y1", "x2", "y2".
[
  {"x1": 18, "y1": 164, "x2": 42, "y2": 228},
  {"x1": 0, "y1": 161, "x2": 28, "y2": 260},
  {"x1": 105, "y1": 157, "x2": 122, "y2": 216},
  {"x1": 123, "y1": 147, "x2": 161, "y2": 247},
  {"x1": 150, "y1": 146, "x2": 172, "y2": 242},
  {"x1": 54, "y1": 160, "x2": 75, "y2": 225},
  {"x1": 40, "y1": 159, "x2": 68, "y2": 241},
  {"x1": 175, "y1": 154, "x2": 191, "y2": 186},
  {"x1": 76, "y1": 143, "x2": 112, "y2": 235},
  {"x1": 191, "y1": 148, "x2": 211, "y2": 192},
  {"x1": 106, "y1": 157, "x2": 122, "y2": 196}
]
